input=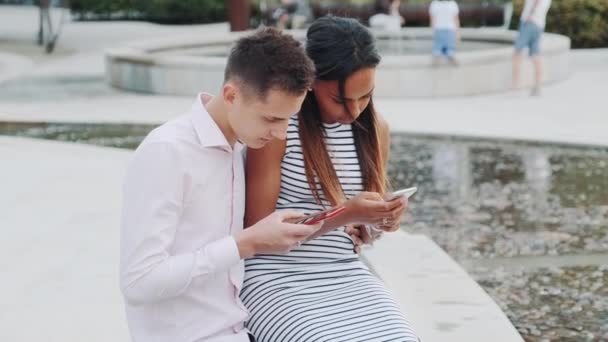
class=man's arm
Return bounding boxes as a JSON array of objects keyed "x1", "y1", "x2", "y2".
[{"x1": 119, "y1": 142, "x2": 241, "y2": 306}]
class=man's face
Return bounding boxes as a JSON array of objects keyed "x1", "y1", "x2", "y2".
[{"x1": 225, "y1": 84, "x2": 306, "y2": 148}]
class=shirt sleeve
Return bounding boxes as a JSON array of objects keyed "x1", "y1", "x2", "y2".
[{"x1": 119, "y1": 141, "x2": 241, "y2": 306}]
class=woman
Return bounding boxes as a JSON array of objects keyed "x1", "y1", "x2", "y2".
[{"x1": 241, "y1": 16, "x2": 419, "y2": 342}]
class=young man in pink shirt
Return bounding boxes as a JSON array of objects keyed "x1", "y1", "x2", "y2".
[{"x1": 120, "y1": 28, "x2": 318, "y2": 342}]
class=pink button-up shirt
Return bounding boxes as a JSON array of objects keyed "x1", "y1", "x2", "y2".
[{"x1": 120, "y1": 94, "x2": 249, "y2": 342}]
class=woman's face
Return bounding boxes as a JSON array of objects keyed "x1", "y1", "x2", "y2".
[{"x1": 312, "y1": 67, "x2": 376, "y2": 124}]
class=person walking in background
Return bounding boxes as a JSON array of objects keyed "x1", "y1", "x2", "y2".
[
  {"x1": 512, "y1": 0, "x2": 552, "y2": 96},
  {"x1": 369, "y1": 0, "x2": 404, "y2": 31},
  {"x1": 429, "y1": 0, "x2": 460, "y2": 66},
  {"x1": 272, "y1": 0, "x2": 312, "y2": 30}
]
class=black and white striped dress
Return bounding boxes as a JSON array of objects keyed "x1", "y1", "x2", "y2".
[{"x1": 241, "y1": 117, "x2": 418, "y2": 342}]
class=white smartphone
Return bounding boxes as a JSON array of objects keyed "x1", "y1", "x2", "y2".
[{"x1": 386, "y1": 187, "x2": 417, "y2": 201}]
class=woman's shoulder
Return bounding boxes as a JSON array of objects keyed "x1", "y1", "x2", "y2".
[{"x1": 375, "y1": 111, "x2": 390, "y2": 135}]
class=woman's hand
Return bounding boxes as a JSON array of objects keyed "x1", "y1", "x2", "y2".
[
  {"x1": 345, "y1": 224, "x2": 384, "y2": 253},
  {"x1": 344, "y1": 224, "x2": 365, "y2": 254},
  {"x1": 343, "y1": 192, "x2": 386, "y2": 225},
  {"x1": 375, "y1": 196, "x2": 408, "y2": 232},
  {"x1": 344, "y1": 192, "x2": 407, "y2": 227}
]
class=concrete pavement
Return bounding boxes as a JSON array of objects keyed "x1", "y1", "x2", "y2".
[{"x1": 0, "y1": 136, "x2": 131, "y2": 342}]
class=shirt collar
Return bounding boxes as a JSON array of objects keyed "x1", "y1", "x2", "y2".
[{"x1": 190, "y1": 93, "x2": 236, "y2": 150}]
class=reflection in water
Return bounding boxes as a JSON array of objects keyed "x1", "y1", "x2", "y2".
[{"x1": 389, "y1": 134, "x2": 608, "y2": 259}]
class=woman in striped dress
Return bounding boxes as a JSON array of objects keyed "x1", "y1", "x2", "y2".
[{"x1": 241, "y1": 17, "x2": 419, "y2": 342}]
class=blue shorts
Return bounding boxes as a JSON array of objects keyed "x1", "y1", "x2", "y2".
[
  {"x1": 432, "y1": 29, "x2": 456, "y2": 57},
  {"x1": 514, "y1": 21, "x2": 542, "y2": 56}
]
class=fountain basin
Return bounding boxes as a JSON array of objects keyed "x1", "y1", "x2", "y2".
[{"x1": 105, "y1": 28, "x2": 571, "y2": 97}]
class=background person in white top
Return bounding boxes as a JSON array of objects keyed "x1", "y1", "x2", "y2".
[
  {"x1": 429, "y1": 0, "x2": 460, "y2": 66},
  {"x1": 512, "y1": 0, "x2": 552, "y2": 96},
  {"x1": 369, "y1": 0, "x2": 405, "y2": 32},
  {"x1": 120, "y1": 28, "x2": 318, "y2": 342}
]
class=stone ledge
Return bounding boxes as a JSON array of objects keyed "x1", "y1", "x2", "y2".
[{"x1": 361, "y1": 231, "x2": 524, "y2": 342}]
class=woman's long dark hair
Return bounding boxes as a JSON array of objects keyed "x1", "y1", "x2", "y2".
[{"x1": 299, "y1": 16, "x2": 388, "y2": 206}]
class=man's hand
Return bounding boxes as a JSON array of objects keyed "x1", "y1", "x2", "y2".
[{"x1": 235, "y1": 211, "x2": 323, "y2": 258}]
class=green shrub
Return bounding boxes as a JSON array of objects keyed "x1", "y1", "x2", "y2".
[
  {"x1": 133, "y1": 0, "x2": 226, "y2": 24},
  {"x1": 70, "y1": 0, "x2": 137, "y2": 17},
  {"x1": 70, "y1": 0, "x2": 226, "y2": 24},
  {"x1": 511, "y1": 0, "x2": 608, "y2": 48}
]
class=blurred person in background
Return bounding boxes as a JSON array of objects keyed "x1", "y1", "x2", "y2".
[
  {"x1": 512, "y1": 0, "x2": 552, "y2": 96},
  {"x1": 429, "y1": 0, "x2": 460, "y2": 66},
  {"x1": 272, "y1": 0, "x2": 313, "y2": 29},
  {"x1": 369, "y1": 0, "x2": 405, "y2": 31}
]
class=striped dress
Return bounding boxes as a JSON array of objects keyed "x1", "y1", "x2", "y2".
[{"x1": 241, "y1": 117, "x2": 418, "y2": 342}]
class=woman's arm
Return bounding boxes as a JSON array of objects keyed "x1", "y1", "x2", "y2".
[
  {"x1": 245, "y1": 117, "x2": 401, "y2": 242},
  {"x1": 244, "y1": 139, "x2": 287, "y2": 227},
  {"x1": 378, "y1": 114, "x2": 391, "y2": 170},
  {"x1": 377, "y1": 113, "x2": 408, "y2": 232},
  {"x1": 307, "y1": 114, "x2": 400, "y2": 239},
  {"x1": 244, "y1": 135, "x2": 389, "y2": 239}
]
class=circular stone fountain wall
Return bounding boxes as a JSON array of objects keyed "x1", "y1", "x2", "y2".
[{"x1": 105, "y1": 28, "x2": 570, "y2": 98}]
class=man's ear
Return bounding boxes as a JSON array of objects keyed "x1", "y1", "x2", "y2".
[{"x1": 223, "y1": 82, "x2": 238, "y2": 107}]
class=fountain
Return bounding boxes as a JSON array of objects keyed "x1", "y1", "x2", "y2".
[{"x1": 105, "y1": 28, "x2": 570, "y2": 97}]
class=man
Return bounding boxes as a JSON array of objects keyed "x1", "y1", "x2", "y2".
[
  {"x1": 512, "y1": 0, "x2": 552, "y2": 96},
  {"x1": 120, "y1": 28, "x2": 317, "y2": 342}
]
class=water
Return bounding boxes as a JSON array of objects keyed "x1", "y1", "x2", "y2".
[
  {"x1": 155, "y1": 37, "x2": 509, "y2": 58},
  {"x1": 2, "y1": 121, "x2": 606, "y2": 340},
  {"x1": 0, "y1": 121, "x2": 153, "y2": 149},
  {"x1": 388, "y1": 134, "x2": 608, "y2": 259}
]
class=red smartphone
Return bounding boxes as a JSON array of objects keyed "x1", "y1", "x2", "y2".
[{"x1": 291, "y1": 206, "x2": 347, "y2": 225}]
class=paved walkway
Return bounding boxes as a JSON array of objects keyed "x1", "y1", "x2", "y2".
[{"x1": 0, "y1": 136, "x2": 132, "y2": 341}]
